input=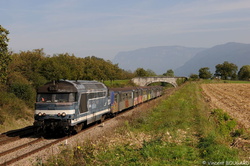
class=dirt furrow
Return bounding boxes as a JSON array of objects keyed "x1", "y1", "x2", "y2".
[{"x1": 201, "y1": 83, "x2": 250, "y2": 129}]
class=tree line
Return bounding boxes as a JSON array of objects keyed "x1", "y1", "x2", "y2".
[
  {"x1": 190, "y1": 61, "x2": 250, "y2": 80},
  {"x1": 8, "y1": 49, "x2": 134, "y2": 87},
  {"x1": 4, "y1": 49, "x2": 141, "y2": 106}
]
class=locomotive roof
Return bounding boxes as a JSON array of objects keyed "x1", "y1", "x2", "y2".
[{"x1": 37, "y1": 80, "x2": 107, "y2": 93}]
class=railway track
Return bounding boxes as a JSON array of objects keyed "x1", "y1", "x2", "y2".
[
  {"x1": 0, "y1": 88, "x2": 176, "y2": 165},
  {"x1": 0, "y1": 126, "x2": 41, "y2": 165},
  {"x1": 0, "y1": 105, "x2": 153, "y2": 165},
  {"x1": 0, "y1": 136, "x2": 67, "y2": 166},
  {"x1": 0, "y1": 126, "x2": 38, "y2": 146},
  {"x1": 0, "y1": 136, "x2": 21, "y2": 146},
  {"x1": 0, "y1": 123, "x2": 99, "y2": 166}
]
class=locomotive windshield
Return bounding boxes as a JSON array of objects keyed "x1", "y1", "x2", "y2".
[{"x1": 37, "y1": 93, "x2": 76, "y2": 103}]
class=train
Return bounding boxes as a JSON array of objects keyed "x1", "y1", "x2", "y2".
[{"x1": 33, "y1": 80, "x2": 163, "y2": 135}]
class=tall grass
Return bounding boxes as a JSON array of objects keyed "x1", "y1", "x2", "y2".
[{"x1": 45, "y1": 82, "x2": 245, "y2": 165}]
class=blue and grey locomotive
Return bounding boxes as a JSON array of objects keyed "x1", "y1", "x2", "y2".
[
  {"x1": 34, "y1": 80, "x2": 163, "y2": 135},
  {"x1": 34, "y1": 80, "x2": 110, "y2": 134}
]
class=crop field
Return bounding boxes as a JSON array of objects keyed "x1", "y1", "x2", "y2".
[{"x1": 201, "y1": 83, "x2": 250, "y2": 129}]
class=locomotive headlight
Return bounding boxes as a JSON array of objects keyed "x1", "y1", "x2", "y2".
[
  {"x1": 42, "y1": 113, "x2": 46, "y2": 116},
  {"x1": 61, "y1": 112, "x2": 66, "y2": 117},
  {"x1": 57, "y1": 113, "x2": 61, "y2": 117},
  {"x1": 38, "y1": 112, "x2": 42, "y2": 116}
]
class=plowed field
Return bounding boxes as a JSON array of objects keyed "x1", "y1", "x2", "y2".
[{"x1": 201, "y1": 83, "x2": 250, "y2": 129}]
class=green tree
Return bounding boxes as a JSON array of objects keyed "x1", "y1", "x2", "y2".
[
  {"x1": 39, "y1": 57, "x2": 66, "y2": 81},
  {"x1": 105, "y1": 62, "x2": 122, "y2": 82},
  {"x1": 9, "y1": 49, "x2": 47, "y2": 88},
  {"x1": 146, "y1": 69, "x2": 157, "y2": 76},
  {"x1": 189, "y1": 74, "x2": 199, "y2": 80},
  {"x1": 0, "y1": 25, "x2": 11, "y2": 83},
  {"x1": 70, "y1": 57, "x2": 85, "y2": 80},
  {"x1": 199, "y1": 67, "x2": 212, "y2": 79},
  {"x1": 215, "y1": 61, "x2": 238, "y2": 80},
  {"x1": 52, "y1": 53, "x2": 74, "y2": 80},
  {"x1": 238, "y1": 65, "x2": 250, "y2": 80},
  {"x1": 48, "y1": 53, "x2": 87, "y2": 81},
  {"x1": 9, "y1": 82, "x2": 36, "y2": 108},
  {"x1": 135, "y1": 68, "x2": 148, "y2": 77},
  {"x1": 119, "y1": 69, "x2": 135, "y2": 80},
  {"x1": 163, "y1": 69, "x2": 174, "y2": 77},
  {"x1": 83, "y1": 56, "x2": 99, "y2": 80}
]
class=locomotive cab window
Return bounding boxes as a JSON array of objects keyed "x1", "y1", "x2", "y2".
[{"x1": 37, "y1": 93, "x2": 76, "y2": 103}]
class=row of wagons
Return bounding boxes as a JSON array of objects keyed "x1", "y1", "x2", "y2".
[{"x1": 109, "y1": 86, "x2": 163, "y2": 114}]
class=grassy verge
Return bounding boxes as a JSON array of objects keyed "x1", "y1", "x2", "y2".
[{"x1": 45, "y1": 82, "x2": 248, "y2": 165}]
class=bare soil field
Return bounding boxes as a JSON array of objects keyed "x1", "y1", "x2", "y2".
[{"x1": 201, "y1": 83, "x2": 250, "y2": 129}]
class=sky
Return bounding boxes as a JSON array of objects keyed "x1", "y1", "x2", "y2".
[{"x1": 1, "y1": 0, "x2": 250, "y2": 60}]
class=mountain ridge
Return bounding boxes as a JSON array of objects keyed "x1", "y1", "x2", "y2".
[
  {"x1": 175, "y1": 42, "x2": 250, "y2": 76},
  {"x1": 113, "y1": 46, "x2": 206, "y2": 74},
  {"x1": 112, "y1": 42, "x2": 250, "y2": 76}
]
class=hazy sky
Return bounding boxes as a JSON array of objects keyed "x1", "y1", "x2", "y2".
[{"x1": 1, "y1": 0, "x2": 250, "y2": 60}]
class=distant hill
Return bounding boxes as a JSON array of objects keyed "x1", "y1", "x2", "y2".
[
  {"x1": 175, "y1": 42, "x2": 250, "y2": 76},
  {"x1": 113, "y1": 42, "x2": 250, "y2": 77},
  {"x1": 113, "y1": 46, "x2": 206, "y2": 75}
]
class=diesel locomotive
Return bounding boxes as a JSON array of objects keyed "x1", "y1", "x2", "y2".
[{"x1": 34, "y1": 80, "x2": 163, "y2": 134}]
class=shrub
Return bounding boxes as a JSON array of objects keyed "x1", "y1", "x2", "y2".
[
  {"x1": 7, "y1": 72, "x2": 36, "y2": 108},
  {"x1": 9, "y1": 83, "x2": 35, "y2": 108}
]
